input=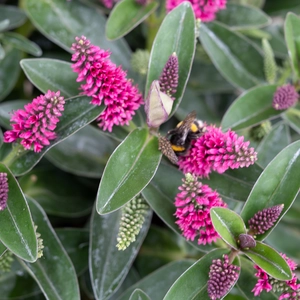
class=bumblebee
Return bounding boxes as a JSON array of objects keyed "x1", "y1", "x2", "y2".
[{"x1": 158, "y1": 111, "x2": 205, "y2": 164}]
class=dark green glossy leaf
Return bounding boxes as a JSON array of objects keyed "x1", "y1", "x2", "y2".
[
  {"x1": 210, "y1": 207, "x2": 246, "y2": 249},
  {"x1": 0, "y1": 259, "x2": 42, "y2": 299},
  {"x1": 202, "y1": 164, "x2": 263, "y2": 202},
  {"x1": 21, "y1": 59, "x2": 80, "y2": 98},
  {"x1": 142, "y1": 163, "x2": 214, "y2": 252},
  {"x1": 237, "y1": 257, "x2": 277, "y2": 300},
  {"x1": 256, "y1": 122, "x2": 291, "y2": 168},
  {"x1": 283, "y1": 106, "x2": 300, "y2": 134},
  {"x1": 22, "y1": 0, "x2": 131, "y2": 68},
  {"x1": 0, "y1": 240, "x2": 6, "y2": 257},
  {"x1": 0, "y1": 19, "x2": 10, "y2": 32},
  {"x1": 3, "y1": 32, "x2": 42, "y2": 56},
  {"x1": 0, "y1": 5, "x2": 27, "y2": 30},
  {"x1": 0, "y1": 48, "x2": 21, "y2": 101},
  {"x1": 199, "y1": 21, "x2": 265, "y2": 90},
  {"x1": 116, "y1": 260, "x2": 194, "y2": 300},
  {"x1": 46, "y1": 125, "x2": 117, "y2": 178},
  {"x1": 243, "y1": 241, "x2": 292, "y2": 280},
  {"x1": 284, "y1": 13, "x2": 300, "y2": 79},
  {"x1": 241, "y1": 141, "x2": 300, "y2": 240},
  {"x1": 266, "y1": 222, "x2": 300, "y2": 262},
  {"x1": 221, "y1": 85, "x2": 280, "y2": 131},
  {"x1": 90, "y1": 206, "x2": 152, "y2": 300},
  {"x1": 129, "y1": 289, "x2": 151, "y2": 300},
  {"x1": 21, "y1": 197, "x2": 80, "y2": 300},
  {"x1": 55, "y1": 228, "x2": 89, "y2": 275},
  {"x1": 145, "y1": 2, "x2": 196, "y2": 114},
  {"x1": 282, "y1": 192, "x2": 300, "y2": 225},
  {"x1": 0, "y1": 163, "x2": 37, "y2": 262},
  {"x1": 97, "y1": 128, "x2": 161, "y2": 214},
  {"x1": 163, "y1": 249, "x2": 240, "y2": 300},
  {"x1": 0, "y1": 96, "x2": 104, "y2": 176},
  {"x1": 19, "y1": 166, "x2": 94, "y2": 217},
  {"x1": 217, "y1": 4, "x2": 271, "y2": 29},
  {"x1": 106, "y1": 0, "x2": 158, "y2": 40}
]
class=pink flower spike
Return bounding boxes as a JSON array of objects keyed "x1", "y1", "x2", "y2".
[
  {"x1": 272, "y1": 84, "x2": 299, "y2": 110},
  {"x1": 71, "y1": 36, "x2": 143, "y2": 132},
  {"x1": 174, "y1": 173, "x2": 226, "y2": 245},
  {"x1": 166, "y1": 0, "x2": 227, "y2": 23},
  {"x1": 178, "y1": 125, "x2": 257, "y2": 178},
  {"x1": 3, "y1": 91, "x2": 65, "y2": 152},
  {"x1": 0, "y1": 173, "x2": 8, "y2": 211}
]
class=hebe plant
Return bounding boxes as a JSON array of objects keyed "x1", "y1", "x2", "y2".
[{"x1": 0, "y1": 0, "x2": 300, "y2": 299}]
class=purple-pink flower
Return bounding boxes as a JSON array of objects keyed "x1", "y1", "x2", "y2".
[
  {"x1": 0, "y1": 173, "x2": 8, "y2": 211},
  {"x1": 174, "y1": 173, "x2": 226, "y2": 245},
  {"x1": 272, "y1": 84, "x2": 299, "y2": 110},
  {"x1": 178, "y1": 126, "x2": 257, "y2": 178},
  {"x1": 71, "y1": 36, "x2": 143, "y2": 132},
  {"x1": 4, "y1": 91, "x2": 65, "y2": 152},
  {"x1": 166, "y1": 0, "x2": 226, "y2": 22},
  {"x1": 208, "y1": 254, "x2": 240, "y2": 299},
  {"x1": 252, "y1": 253, "x2": 300, "y2": 299}
]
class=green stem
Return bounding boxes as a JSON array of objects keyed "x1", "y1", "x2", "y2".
[
  {"x1": 1, "y1": 144, "x2": 25, "y2": 167},
  {"x1": 228, "y1": 249, "x2": 240, "y2": 265}
]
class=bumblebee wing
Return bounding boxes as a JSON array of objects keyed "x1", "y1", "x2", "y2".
[{"x1": 158, "y1": 135, "x2": 178, "y2": 164}]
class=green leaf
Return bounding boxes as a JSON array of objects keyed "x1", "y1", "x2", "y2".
[
  {"x1": 19, "y1": 165, "x2": 95, "y2": 217},
  {"x1": 163, "y1": 249, "x2": 240, "y2": 300},
  {"x1": 145, "y1": 2, "x2": 196, "y2": 114},
  {"x1": 199, "y1": 22, "x2": 265, "y2": 90},
  {"x1": 0, "y1": 259, "x2": 42, "y2": 299},
  {"x1": 2, "y1": 32, "x2": 42, "y2": 56},
  {"x1": 55, "y1": 228, "x2": 89, "y2": 275},
  {"x1": 210, "y1": 207, "x2": 246, "y2": 249},
  {"x1": 243, "y1": 241, "x2": 292, "y2": 280},
  {"x1": 237, "y1": 257, "x2": 277, "y2": 300},
  {"x1": 0, "y1": 100, "x2": 28, "y2": 128},
  {"x1": 284, "y1": 13, "x2": 300, "y2": 79},
  {"x1": 115, "y1": 260, "x2": 194, "y2": 300},
  {"x1": 202, "y1": 164, "x2": 263, "y2": 202},
  {"x1": 221, "y1": 85, "x2": 280, "y2": 131},
  {"x1": 21, "y1": 197, "x2": 80, "y2": 300},
  {"x1": 89, "y1": 206, "x2": 152, "y2": 300},
  {"x1": 0, "y1": 19, "x2": 10, "y2": 32},
  {"x1": 0, "y1": 163, "x2": 37, "y2": 262},
  {"x1": 22, "y1": 0, "x2": 132, "y2": 68},
  {"x1": 0, "y1": 96, "x2": 105, "y2": 176},
  {"x1": 283, "y1": 106, "x2": 300, "y2": 134},
  {"x1": 241, "y1": 140, "x2": 300, "y2": 240},
  {"x1": 264, "y1": 0, "x2": 300, "y2": 16},
  {"x1": 0, "y1": 5, "x2": 27, "y2": 30},
  {"x1": 0, "y1": 44, "x2": 5, "y2": 60},
  {"x1": 0, "y1": 48, "x2": 21, "y2": 101},
  {"x1": 0, "y1": 240, "x2": 6, "y2": 257},
  {"x1": 129, "y1": 289, "x2": 151, "y2": 300},
  {"x1": 106, "y1": 0, "x2": 158, "y2": 40},
  {"x1": 256, "y1": 122, "x2": 291, "y2": 168},
  {"x1": 96, "y1": 128, "x2": 161, "y2": 214},
  {"x1": 20, "y1": 59, "x2": 80, "y2": 98},
  {"x1": 46, "y1": 125, "x2": 118, "y2": 178},
  {"x1": 217, "y1": 4, "x2": 271, "y2": 29},
  {"x1": 142, "y1": 163, "x2": 214, "y2": 252}
]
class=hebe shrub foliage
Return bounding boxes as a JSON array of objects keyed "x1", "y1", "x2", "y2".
[{"x1": 0, "y1": 0, "x2": 300, "y2": 299}]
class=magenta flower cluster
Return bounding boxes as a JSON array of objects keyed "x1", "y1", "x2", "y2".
[
  {"x1": 4, "y1": 91, "x2": 65, "y2": 153},
  {"x1": 71, "y1": 36, "x2": 143, "y2": 132},
  {"x1": 178, "y1": 126, "x2": 257, "y2": 178},
  {"x1": 166, "y1": 0, "x2": 226, "y2": 22},
  {"x1": 208, "y1": 254, "x2": 240, "y2": 300},
  {"x1": 272, "y1": 84, "x2": 299, "y2": 110},
  {"x1": 159, "y1": 53, "x2": 179, "y2": 99},
  {"x1": 248, "y1": 204, "x2": 284, "y2": 235},
  {"x1": 0, "y1": 173, "x2": 8, "y2": 211},
  {"x1": 252, "y1": 253, "x2": 300, "y2": 299},
  {"x1": 174, "y1": 174, "x2": 226, "y2": 245}
]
